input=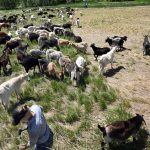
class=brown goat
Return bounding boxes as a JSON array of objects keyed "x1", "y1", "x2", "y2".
[
  {"x1": 0, "y1": 23, "x2": 10, "y2": 31},
  {"x1": 47, "y1": 62, "x2": 64, "y2": 80},
  {"x1": 0, "y1": 32, "x2": 8, "y2": 37},
  {"x1": 98, "y1": 114, "x2": 146, "y2": 150},
  {"x1": 0, "y1": 49, "x2": 11, "y2": 75}
]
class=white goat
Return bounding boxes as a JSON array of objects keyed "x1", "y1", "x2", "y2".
[
  {"x1": 30, "y1": 15, "x2": 36, "y2": 21},
  {"x1": 98, "y1": 46, "x2": 118, "y2": 74},
  {"x1": 0, "y1": 73, "x2": 29, "y2": 109},
  {"x1": 46, "y1": 51, "x2": 63, "y2": 62}
]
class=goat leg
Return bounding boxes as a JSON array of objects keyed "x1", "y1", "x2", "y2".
[
  {"x1": 101, "y1": 141, "x2": 105, "y2": 150},
  {"x1": 111, "y1": 62, "x2": 113, "y2": 69}
]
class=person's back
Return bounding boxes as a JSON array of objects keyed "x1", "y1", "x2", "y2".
[{"x1": 27, "y1": 105, "x2": 53, "y2": 149}]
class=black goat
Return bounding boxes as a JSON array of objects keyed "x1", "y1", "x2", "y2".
[
  {"x1": 26, "y1": 32, "x2": 39, "y2": 43},
  {"x1": 98, "y1": 114, "x2": 146, "y2": 150},
  {"x1": 39, "y1": 37, "x2": 60, "y2": 51},
  {"x1": 63, "y1": 30, "x2": 75, "y2": 38},
  {"x1": 74, "y1": 36, "x2": 82, "y2": 43},
  {"x1": 20, "y1": 55, "x2": 41, "y2": 73},
  {"x1": 143, "y1": 35, "x2": 150, "y2": 55},
  {"x1": 90, "y1": 43, "x2": 110, "y2": 60},
  {"x1": 0, "y1": 35, "x2": 11, "y2": 45},
  {"x1": 23, "y1": 23, "x2": 33, "y2": 28},
  {"x1": 62, "y1": 22, "x2": 72, "y2": 30}
]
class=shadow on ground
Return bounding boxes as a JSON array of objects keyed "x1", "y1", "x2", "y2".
[{"x1": 104, "y1": 66, "x2": 125, "y2": 77}]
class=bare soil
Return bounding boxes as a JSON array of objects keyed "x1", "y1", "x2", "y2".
[{"x1": 73, "y1": 6, "x2": 150, "y2": 131}]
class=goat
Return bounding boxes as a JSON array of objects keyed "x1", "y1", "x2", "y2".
[
  {"x1": 46, "y1": 51, "x2": 63, "y2": 62},
  {"x1": 0, "y1": 73, "x2": 29, "y2": 109},
  {"x1": 70, "y1": 42, "x2": 88, "y2": 53},
  {"x1": 47, "y1": 62, "x2": 64, "y2": 80},
  {"x1": 105, "y1": 36, "x2": 127, "y2": 51},
  {"x1": 20, "y1": 55, "x2": 41, "y2": 73},
  {"x1": 16, "y1": 43, "x2": 29, "y2": 53},
  {"x1": 0, "y1": 35, "x2": 11, "y2": 45},
  {"x1": 0, "y1": 23, "x2": 10, "y2": 31},
  {"x1": 74, "y1": 36, "x2": 82, "y2": 43},
  {"x1": 98, "y1": 114, "x2": 146, "y2": 150},
  {"x1": 29, "y1": 49, "x2": 45, "y2": 58},
  {"x1": 38, "y1": 58, "x2": 49, "y2": 74},
  {"x1": 62, "y1": 22, "x2": 72, "y2": 30},
  {"x1": 0, "y1": 49, "x2": 11, "y2": 75},
  {"x1": 58, "y1": 38, "x2": 70, "y2": 46},
  {"x1": 143, "y1": 35, "x2": 150, "y2": 55},
  {"x1": 38, "y1": 36, "x2": 60, "y2": 51},
  {"x1": 98, "y1": 46, "x2": 118, "y2": 74},
  {"x1": 90, "y1": 43, "x2": 110, "y2": 60},
  {"x1": 0, "y1": 32, "x2": 8, "y2": 37},
  {"x1": 25, "y1": 32, "x2": 39, "y2": 43},
  {"x1": 23, "y1": 23, "x2": 33, "y2": 28},
  {"x1": 3, "y1": 37, "x2": 22, "y2": 53}
]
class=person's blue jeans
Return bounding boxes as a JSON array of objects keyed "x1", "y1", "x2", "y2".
[{"x1": 35, "y1": 130, "x2": 53, "y2": 150}]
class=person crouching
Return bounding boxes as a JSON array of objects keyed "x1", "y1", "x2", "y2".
[{"x1": 12, "y1": 104, "x2": 53, "y2": 150}]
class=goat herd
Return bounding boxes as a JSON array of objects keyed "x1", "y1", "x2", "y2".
[{"x1": 0, "y1": 6, "x2": 149, "y2": 149}]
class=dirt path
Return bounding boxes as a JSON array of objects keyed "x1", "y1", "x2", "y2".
[{"x1": 73, "y1": 6, "x2": 150, "y2": 130}]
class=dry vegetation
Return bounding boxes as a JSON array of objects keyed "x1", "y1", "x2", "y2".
[{"x1": 0, "y1": 5, "x2": 150, "y2": 150}]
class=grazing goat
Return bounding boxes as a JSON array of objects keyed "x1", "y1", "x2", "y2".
[
  {"x1": 16, "y1": 50, "x2": 26, "y2": 63},
  {"x1": 105, "y1": 36, "x2": 127, "y2": 50},
  {"x1": 70, "y1": 42, "x2": 88, "y2": 53},
  {"x1": 29, "y1": 49, "x2": 45, "y2": 58},
  {"x1": 90, "y1": 43, "x2": 110, "y2": 60},
  {"x1": 0, "y1": 23, "x2": 10, "y2": 31},
  {"x1": 38, "y1": 36, "x2": 60, "y2": 51},
  {"x1": 0, "y1": 35, "x2": 11, "y2": 45},
  {"x1": 38, "y1": 58, "x2": 49, "y2": 74},
  {"x1": 20, "y1": 55, "x2": 41, "y2": 73},
  {"x1": 0, "y1": 50, "x2": 11, "y2": 75},
  {"x1": 26, "y1": 32, "x2": 39, "y2": 43},
  {"x1": 3, "y1": 37, "x2": 22, "y2": 53},
  {"x1": 98, "y1": 46, "x2": 118, "y2": 74},
  {"x1": 0, "y1": 32, "x2": 8, "y2": 37},
  {"x1": 143, "y1": 35, "x2": 150, "y2": 55},
  {"x1": 74, "y1": 36, "x2": 82, "y2": 43},
  {"x1": 46, "y1": 50, "x2": 63, "y2": 62},
  {"x1": 47, "y1": 62, "x2": 64, "y2": 80},
  {"x1": 58, "y1": 38, "x2": 70, "y2": 46},
  {"x1": 62, "y1": 22, "x2": 72, "y2": 30},
  {"x1": 0, "y1": 73, "x2": 29, "y2": 109},
  {"x1": 98, "y1": 114, "x2": 146, "y2": 150}
]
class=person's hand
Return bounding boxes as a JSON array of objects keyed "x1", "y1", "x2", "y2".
[{"x1": 18, "y1": 144, "x2": 27, "y2": 150}]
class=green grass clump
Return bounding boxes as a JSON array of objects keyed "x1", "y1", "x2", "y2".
[
  {"x1": 65, "y1": 107, "x2": 81, "y2": 123},
  {"x1": 105, "y1": 106, "x2": 132, "y2": 124}
]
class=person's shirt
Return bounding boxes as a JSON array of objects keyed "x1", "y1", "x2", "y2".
[{"x1": 27, "y1": 105, "x2": 52, "y2": 147}]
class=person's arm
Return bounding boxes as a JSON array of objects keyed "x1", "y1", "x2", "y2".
[{"x1": 18, "y1": 143, "x2": 29, "y2": 150}]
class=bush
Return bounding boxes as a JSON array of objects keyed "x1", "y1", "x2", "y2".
[{"x1": 0, "y1": 0, "x2": 19, "y2": 9}]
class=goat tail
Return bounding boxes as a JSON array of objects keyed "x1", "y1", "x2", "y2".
[{"x1": 98, "y1": 124, "x2": 105, "y2": 133}]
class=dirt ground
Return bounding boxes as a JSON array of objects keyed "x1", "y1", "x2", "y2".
[{"x1": 73, "y1": 6, "x2": 150, "y2": 131}]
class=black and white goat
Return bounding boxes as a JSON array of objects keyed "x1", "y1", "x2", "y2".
[
  {"x1": 105, "y1": 36, "x2": 127, "y2": 51},
  {"x1": 98, "y1": 114, "x2": 147, "y2": 150}
]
